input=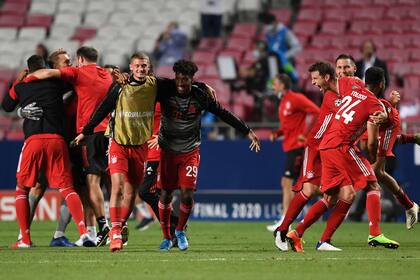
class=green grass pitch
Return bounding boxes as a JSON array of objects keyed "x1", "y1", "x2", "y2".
[{"x1": 0, "y1": 221, "x2": 419, "y2": 280}]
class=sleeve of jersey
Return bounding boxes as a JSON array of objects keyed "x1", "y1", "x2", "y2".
[
  {"x1": 59, "y1": 66, "x2": 78, "y2": 84},
  {"x1": 206, "y1": 97, "x2": 250, "y2": 135},
  {"x1": 81, "y1": 82, "x2": 120, "y2": 135},
  {"x1": 2, "y1": 88, "x2": 18, "y2": 112},
  {"x1": 297, "y1": 94, "x2": 320, "y2": 114},
  {"x1": 368, "y1": 98, "x2": 386, "y2": 123}
]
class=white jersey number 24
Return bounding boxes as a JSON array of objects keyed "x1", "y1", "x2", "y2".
[{"x1": 334, "y1": 96, "x2": 361, "y2": 124}]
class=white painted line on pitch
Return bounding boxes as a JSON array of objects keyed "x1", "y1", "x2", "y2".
[{"x1": 1, "y1": 257, "x2": 420, "y2": 264}]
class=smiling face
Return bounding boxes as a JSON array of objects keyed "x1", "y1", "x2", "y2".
[
  {"x1": 130, "y1": 58, "x2": 150, "y2": 81},
  {"x1": 336, "y1": 58, "x2": 356, "y2": 78},
  {"x1": 175, "y1": 72, "x2": 192, "y2": 95}
]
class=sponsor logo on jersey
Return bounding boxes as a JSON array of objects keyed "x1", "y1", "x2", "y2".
[{"x1": 351, "y1": 91, "x2": 367, "y2": 100}]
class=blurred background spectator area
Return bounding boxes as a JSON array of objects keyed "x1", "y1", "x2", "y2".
[{"x1": 0, "y1": 0, "x2": 420, "y2": 141}]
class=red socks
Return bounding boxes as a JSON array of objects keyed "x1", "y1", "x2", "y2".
[
  {"x1": 15, "y1": 187, "x2": 31, "y2": 243},
  {"x1": 366, "y1": 190, "x2": 381, "y2": 236},
  {"x1": 176, "y1": 203, "x2": 194, "y2": 231},
  {"x1": 120, "y1": 206, "x2": 132, "y2": 225},
  {"x1": 279, "y1": 191, "x2": 309, "y2": 232},
  {"x1": 109, "y1": 207, "x2": 122, "y2": 231},
  {"x1": 158, "y1": 201, "x2": 172, "y2": 240},
  {"x1": 321, "y1": 200, "x2": 351, "y2": 242},
  {"x1": 394, "y1": 189, "x2": 414, "y2": 210},
  {"x1": 295, "y1": 198, "x2": 330, "y2": 237},
  {"x1": 59, "y1": 187, "x2": 87, "y2": 235}
]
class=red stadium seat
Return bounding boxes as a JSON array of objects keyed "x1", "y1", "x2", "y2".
[
  {"x1": 320, "y1": 21, "x2": 346, "y2": 35},
  {"x1": 323, "y1": 8, "x2": 350, "y2": 22},
  {"x1": 390, "y1": 62, "x2": 411, "y2": 76},
  {"x1": 346, "y1": 34, "x2": 371, "y2": 48},
  {"x1": 397, "y1": 0, "x2": 419, "y2": 6},
  {"x1": 348, "y1": 21, "x2": 372, "y2": 35},
  {"x1": 0, "y1": 115, "x2": 12, "y2": 128},
  {"x1": 201, "y1": 64, "x2": 220, "y2": 79},
  {"x1": 0, "y1": 67, "x2": 16, "y2": 84},
  {"x1": 407, "y1": 8, "x2": 420, "y2": 20},
  {"x1": 352, "y1": 8, "x2": 385, "y2": 21},
  {"x1": 389, "y1": 34, "x2": 411, "y2": 49},
  {"x1": 197, "y1": 38, "x2": 224, "y2": 52},
  {"x1": 384, "y1": 6, "x2": 410, "y2": 21},
  {"x1": 378, "y1": 48, "x2": 409, "y2": 63},
  {"x1": 293, "y1": 22, "x2": 318, "y2": 37},
  {"x1": 25, "y1": 14, "x2": 53, "y2": 28},
  {"x1": 226, "y1": 37, "x2": 252, "y2": 52},
  {"x1": 0, "y1": 2, "x2": 29, "y2": 16},
  {"x1": 372, "y1": 0, "x2": 395, "y2": 8},
  {"x1": 6, "y1": 129, "x2": 24, "y2": 140},
  {"x1": 71, "y1": 27, "x2": 97, "y2": 43},
  {"x1": 230, "y1": 23, "x2": 257, "y2": 39},
  {"x1": 310, "y1": 34, "x2": 333, "y2": 49},
  {"x1": 218, "y1": 50, "x2": 244, "y2": 64},
  {"x1": 253, "y1": 129, "x2": 272, "y2": 140},
  {"x1": 300, "y1": 0, "x2": 322, "y2": 9},
  {"x1": 270, "y1": 8, "x2": 292, "y2": 25},
  {"x1": 241, "y1": 50, "x2": 256, "y2": 67},
  {"x1": 192, "y1": 51, "x2": 217, "y2": 65},
  {"x1": 323, "y1": 0, "x2": 347, "y2": 8},
  {"x1": 155, "y1": 65, "x2": 173, "y2": 78},
  {"x1": 410, "y1": 63, "x2": 420, "y2": 75},
  {"x1": 0, "y1": 14, "x2": 25, "y2": 27},
  {"x1": 348, "y1": 0, "x2": 372, "y2": 7},
  {"x1": 403, "y1": 20, "x2": 420, "y2": 34},
  {"x1": 296, "y1": 9, "x2": 322, "y2": 23}
]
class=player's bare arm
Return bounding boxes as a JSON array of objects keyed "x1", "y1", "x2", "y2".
[
  {"x1": 367, "y1": 121, "x2": 379, "y2": 164},
  {"x1": 247, "y1": 129, "x2": 261, "y2": 152}
]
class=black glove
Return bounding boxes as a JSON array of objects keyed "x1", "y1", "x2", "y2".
[{"x1": 17, "y1": 102, "x2": 43, "y2": 120}]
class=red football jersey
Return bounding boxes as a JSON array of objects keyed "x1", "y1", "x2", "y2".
[
  {"x1": 320, "y1": 77, "x2": 384, "y2": 150},
  {"x1": 60, "y1": 64, "x2": 113, "y2": 134},
  {"x1": 274, "y1": 90, "x2": 320, "y2": 152},
  {"x1": 306, "y1": 90, "x2": 341, "y2": 147},
  {"x1": 379, "y1": 98, "x2": 400, "y2": 134}
]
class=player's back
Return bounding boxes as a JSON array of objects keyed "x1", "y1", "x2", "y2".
[
  {"x1": 320, "y1": 80, "x2": 383, "y2": 150},
  {"x1": 14, "y1": 78, "x2": 68, "y2": 138}
]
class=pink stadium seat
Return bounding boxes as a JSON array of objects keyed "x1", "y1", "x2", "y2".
[
  {"x1": 0, "y1": 68, "x2": 16, "y2": 84},
  {"x1": 296, "y1": 9, "x2": 322, "y2": 23},
  {"x1": 71, "y1": 27, "x2": 97, "y2": 43},
  {"x1": 0, "y1": 115, "x2": 12, "y2": 128},
  {"x1": 369, "y1": 34, "x2": 392, "y2": 49},
  {"x1": 407, "y1": 8, "x2": 420, "y2": 20},
  {"x1": 218, "y1": 50, "x2": 244, "y2": 64},
  {"x1": 410, "y1": 63, "x2": 420, "y2": 75},
  {"x1": 155, "y1": 65, "x2": 173, "y2": 78},
  {"x1": 202, "y1": 64, "x2": 219, "y2": 79},
  {"x1": 197, "y1": 38, "x2": 224, "y2": 52},
  {"x1": 6, "y1": 129, "x2": 24, "y2": 141},
  {"x1": 270, "y1": 8, "x2": 292, "y2": 25},
  {"x1": 310, "y1": 34, "x2": 333, "y2": 49},
  {"x1": 253, "y1": 129, "x2": 272, "y2": 140},
  {"x1": 226, "y1": 37, "x2": 252, "y2": 52},
  {"x1": 410, "y1": 36, "x2": 420, "y2": 48},
  {"x1": 346, "y1": 34, "x2": 371, "y2": 48},
  {"x1": 320, "y1": 21, "x2": 346, "y2": 35},
  {"x1": 242, "y1": 50, "x2": 256, "y2": 67},
  {"x1": 389, "y1": 34, "x2": 411, "y2": 48},
  {"x1": 390, "y1": 62, "x2": 411, "y2": 76},
  {"x1": 384, "y1": 7, "x2": 410, "y2": 20},
  {"x1": 0, "y1": 2, "x2": 29, "y2": 16},
  {"x1": 323, "y1": 8, "x2": 350, "y2": 22},
  {"x1": 293, "y1": 22, "x2": 318, "y2": 37},
  {"x1": 323, "y1": 0, "x2": 347, "y2": 8},
  {"x1": 403, "y1": 20, "x2": 420, "y2": 34},
  {"x1": 300, "y1": 0, "x2": 322, "y2": 8},
  {"x1": 378, "y1": 48, "x2": 409, "y2": 63},
  {"x1": 410, "y1": 49, "x2": 420, "y2": 62},
  {"x1": 397, "y1": 0, "x2": 419, "y2": 6},
  {"x1": 352, "y1": 8, "x2": 385, "y2": 21},
  {"x1": 348, "y1": 21, "x2": 372, "y2": 35},
  {"x1": 329, "y1": 36, "x2": 347, "y2": 50},
  {"x1": 25, "y1": 14, "x2": 53, "y2": 28},
  {"x1": 348, "y1": 0, "x2": 372, "y2": 7},
  {"x1": 372, "y1": 0, "x2": 395, "y2": 8},
  {"x1": 192, "y1": 51, "x2": 216, "y2": 65},
  {"x1": 230, "y1": 23, "x2": 257, "y2": 39},
  {"x1": 0, "y1": 14, "x2": 25, "y2": 27},
  {"x1": 295, "y1": 34, "x2": 310, "y2": 47}
]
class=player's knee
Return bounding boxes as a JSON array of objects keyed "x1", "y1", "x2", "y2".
[{"x1": 302, "y1": 183, "x2": 317, "y2": 198}]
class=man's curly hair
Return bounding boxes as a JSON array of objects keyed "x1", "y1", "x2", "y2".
[{"x1": 173, "y1": 59, "x2": 198, "y2": 77}]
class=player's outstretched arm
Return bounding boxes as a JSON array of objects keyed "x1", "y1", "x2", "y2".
[
  {"x1": 247, "y1": 129, "x2": 260, "y2": 153},
  {"x1": 29, "y1": 69, "x2": 61, "y2": 80},
  {"x1": 369, "y1": 110, "x2": 388, "y2": 124}
]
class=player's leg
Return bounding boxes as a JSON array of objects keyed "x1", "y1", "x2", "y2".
[
  {"x1": 86, "y1": 174, "x2": 108, "y2": 231},
  {"x1": 135, "y1": 196, "x2": 154, "y2": 231},
  {"x1": 175, "y1": 188, "x2": 194, "y2": 251},
  {"x1": 317, "y1": 185, "x2": 355, "y2": 251},
  {"x1": 13, "y1": 185, "x2": 32, "y2": 248},
  {"x1": 365, "y1": 182, "x2": 400, "y2": 249},
  {"x1": 159, "y1": 188, "x2": 174, "y2": 251},
  {"x1": 275, "y1": 182, "x2": 318, "y2": 251},
  {"x1": 138, "y1": 161, "x2": 160, "y2": 219},
  {"x1": 373, "y1": 156, "x2": 418, "y2": 229},
  {"x1": 50, "y1": 200, "x2": 75, "y2": 247},
  {"x1": 109, "y1": 172, "x2": 126, "y2": 252}
]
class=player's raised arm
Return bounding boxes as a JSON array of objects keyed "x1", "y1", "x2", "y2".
[{"x1": 29, "y1": 68, "x2": 61, "y2": 80}]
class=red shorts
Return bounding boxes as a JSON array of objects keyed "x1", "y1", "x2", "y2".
[
  {"x1": 320, "y1": 146, "x2": 376, "y2": 194},
  {"x1": 159, "y1": 148, "x2": 200, "y2": 191},
  {"x1": 378, "y1": 126, "x2": 398, "y2": 157},
  {"x1": 292, "y1": 145, "x2": 322, "y2": 192},
  {"x1": 108, "y1": 139, "x2": 148, "y2": 186},
  {"x1": 16, "y1": 134, "x2": 73, "y2": 189},
  {"x1": 147, "y1": 146, "x2": 160, "y2": 162}
]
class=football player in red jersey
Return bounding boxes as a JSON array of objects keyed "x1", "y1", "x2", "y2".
[
  {"x1": 267, "y1": 74, "x2": 320, "y2": 232},
  {"x1": 285, "y1": 62, "x2": 399, "y2": 252}
]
